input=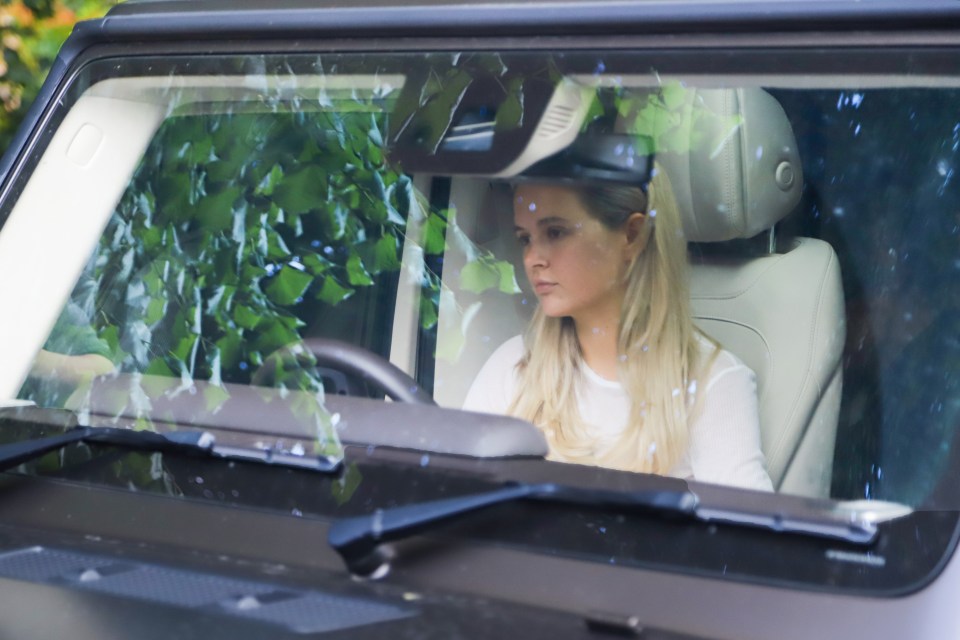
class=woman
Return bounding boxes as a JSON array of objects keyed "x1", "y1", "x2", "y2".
[{"x1": 463, "y1": 169, "x2": 773, "y2": 491}]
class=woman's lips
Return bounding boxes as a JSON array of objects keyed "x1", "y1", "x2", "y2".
[{"x1": 534, "y1": 281, "x2": 557, "y2": 294}]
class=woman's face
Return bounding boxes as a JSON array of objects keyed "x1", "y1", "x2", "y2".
[{"x1": 513, "y1": 184, "x2": 633, "y2": 329}]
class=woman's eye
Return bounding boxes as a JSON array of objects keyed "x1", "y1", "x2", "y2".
[
  {"x1": 546, "y1": 227, "x2": 567, "y2": 240},
  {"x1": 516, "y1": 235, "x2": 530, "y2": 247}
]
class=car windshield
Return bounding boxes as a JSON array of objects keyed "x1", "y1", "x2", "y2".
[{"x1": 0, "y1": 48, "x2": 957, "y2": 593}]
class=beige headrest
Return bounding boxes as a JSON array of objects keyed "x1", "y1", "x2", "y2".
[{"x1": 654, "y1": 88, "x2": 803, "y2": 242}]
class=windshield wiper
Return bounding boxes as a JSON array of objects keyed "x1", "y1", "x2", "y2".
[
  {"x1": 328, "y1": 482, "x2": 887, "y2": 577},
  {"x1": 328, "y1": 482, "x2": 698, "y2": 576},
  {"x1": 0, "y1": 426, "x2": 340, "y2": 474}
]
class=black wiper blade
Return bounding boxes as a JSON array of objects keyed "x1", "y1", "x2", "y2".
[
  {"x1": 0, "y1": 426, "x2": 340, "y2": 474},
  {"x1": 328, "y1": 480, "x2": 888, "y2": 577},
  {"x1": 328, "y1": 482, "x2": 698, "y2": 576}
]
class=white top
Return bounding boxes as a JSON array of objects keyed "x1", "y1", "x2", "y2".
[{"x1": 463, "y1": 335, "x2": 773, "y2": 492}]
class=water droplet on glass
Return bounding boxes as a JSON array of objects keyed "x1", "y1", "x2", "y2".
[
  {"x1": 529, "y1": 202, "x2": 537, "y2": 212},
  {"x1": 648, "y1": 208, "x2": 657, "y2": 218},
  {"x1": 291, "y1": 508, "x2": 303, "y2": 517},
  {"x1": 79, "y1": 569, "x2": 101, "y2": 583},
  {"x1": 420, "y1": 454, "x2": 430, "y2": 467},
  {"x1": 290, "y1": 442, "x2": 305, "y2": 456},
  {"x1": 372, "y1": 509, "x2": 384, "y2": 537},
  {"x1": 688, "y1": 380, "x2": 698, "y2": 395},
  {"x1": 235, "y1": 595, "x2": 261, "y2": 611},
  {"x1": 672, "y1": 388, "x2": 681, "y2": 397},
  {"x1": 195, "y1": 476, "x2": 204, "y2": 485}
]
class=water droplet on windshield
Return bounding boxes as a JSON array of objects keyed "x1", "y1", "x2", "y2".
[
  {"x1": 372, "y1": 509, "x2": 384, "y2": 537},
  {"x1": 235, "y1": 595, "x2": 261, "y2": 610},
  {"x1": 290, "y1": 442, "x2": 305, "y2": 456},
  {"x1": 291, "y1": 508, "x2": 303, "y2": 517},
  {"x1": 195, "y1": 476, "x2": 204, "y2": 485},
  {"x1": 420, "y1": 454, "x2": 430, "y2": 467},
  {"x1": 79, "y1": 569, "x2": 101, "y2": 582}
]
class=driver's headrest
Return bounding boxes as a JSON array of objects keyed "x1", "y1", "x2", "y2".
[{"x1": 647, "y1": 88, "x2": 803, "y2": 243}]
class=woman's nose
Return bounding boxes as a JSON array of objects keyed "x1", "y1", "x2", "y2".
[{"x1": 523, "y1": 241, "x2": 547, "y2": 271}]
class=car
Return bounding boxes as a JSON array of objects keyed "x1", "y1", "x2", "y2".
[{"x1": 0, "y1": 0, "x2": 958, "y2": 637}]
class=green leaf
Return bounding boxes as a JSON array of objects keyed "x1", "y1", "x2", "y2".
[
  {"x1": 346, "y1": 253, "x2": 374, "y2": 286},
  {"x1": 272, "y1": 166, "x2": 328, "y2": 215},
  {"x1": 460, "y1": 259, "x2": 499, "y2": 294},
  {"x1": 145, "y1": 358, "x2": 176, "y2": 378},
  {"x1": 172, "y1": 335, "x2": 199, "y2": 363},
  {"x1": 495, "y1": 77, "x2": 524, "y2": 132},
  {"x1": 264, "y1": 266, "x2": 313, "y2": 306},
  {"x1": 419, "y1": 293, "x2": 438, "y2": 330},
  {"x1": 233, "y1": 304, "x2": 262, "y2": 330},
  {"x1": 495, "y1": 260, "x2": 521, "y2": 294},
  {"x1": 373, "y1": 233, "x2": 401, "y2": 272},
  {"x1": 204, "y1": 384, "x2": 231, "y2": 413},
  {"x1": 196, "y1": 186, "x2": 242, "y2": 233},
  {"x1": 255, "y1": 163, "x2": 284, "y2": 196},
  {"x1": 660, "y1": 81, "x2": 688, "y2": 110},
  {"x1": 423, "y1": 212, "x2": 447, "y2": 255},
  {"x1": 145, "y1": 298, "x2": 167, "y2": 325},
  {"x1": 317, "y1": 276, "x2": 354, "y2": 306},
  {"x1": 331, "y1": 462, "x2": 363, "y2": 506}
]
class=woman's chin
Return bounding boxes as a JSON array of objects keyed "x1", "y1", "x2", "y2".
[{"x1": 539, "y1": 303, "x2": 572, "y2": 319}]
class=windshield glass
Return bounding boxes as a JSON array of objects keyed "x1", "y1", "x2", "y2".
[{"x1": 0, "y1": 48, "x2": 958, "y2": 592}]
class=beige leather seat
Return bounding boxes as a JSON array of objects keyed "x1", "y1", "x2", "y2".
[
  {"x1": 664, "y1": 88, "x2": 845, "y2": 497},
  {"x1": 438, "y1": 87, "x2": 844, "y2": 498}
]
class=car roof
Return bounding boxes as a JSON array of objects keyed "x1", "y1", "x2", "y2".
[{"x1": 90, "y1": 0, "x2": 960, "y2": 39}]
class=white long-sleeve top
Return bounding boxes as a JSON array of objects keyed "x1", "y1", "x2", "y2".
[{"x1": 462, "y1": 335, "x2": 773, "y2": 492}]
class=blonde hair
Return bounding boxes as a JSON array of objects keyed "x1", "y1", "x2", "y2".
[{"x1": 508, "y1": 167, "x2": 715, "y2": 474}]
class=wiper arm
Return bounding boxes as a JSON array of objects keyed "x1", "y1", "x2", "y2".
[
  {"x1": 328, "y1": 482, "x2": 890, "y2": 577},
  {"x1": 0, "y1": 426, "x2": 340, "y2": 474},
  {"x1": 328, "y1": 482, "x2": 698, "y2": 576}
]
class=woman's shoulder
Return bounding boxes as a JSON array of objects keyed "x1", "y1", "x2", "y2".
[
  {"x1": 462, "y1": 334, "x2": 524, "y2": 413},
  {"x1": 694, "y1": 333, "x2": 756, "y2": 390},
  {"x1": 484, "y1": 334, "x2": 525, "y2": 369}
]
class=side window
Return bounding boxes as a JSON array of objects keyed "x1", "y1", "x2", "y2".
[{"x1": 19, "y1": 90, "x2": 416, "y2": 406}]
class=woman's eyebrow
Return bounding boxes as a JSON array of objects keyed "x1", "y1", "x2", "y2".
[{"x1": 514, "y1": 216, "x2": 568, "y2": 232}]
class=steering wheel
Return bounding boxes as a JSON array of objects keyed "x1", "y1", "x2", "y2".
[{"x1": 251, "y1": 338, "x2": 435, "y2": 405}]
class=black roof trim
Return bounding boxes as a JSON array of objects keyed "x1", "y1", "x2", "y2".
[{"x1": 91, "y1": 0, "x2": 960, "y2": 41}]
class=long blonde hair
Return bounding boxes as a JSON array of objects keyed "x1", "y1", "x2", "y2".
[{"x1": 508, "y1": 167, "x2": 714, "y2": 474}]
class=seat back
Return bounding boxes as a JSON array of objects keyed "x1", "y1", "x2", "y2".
[{"x1": 660, "y1": 87, "x2": 844, "y2": 496}]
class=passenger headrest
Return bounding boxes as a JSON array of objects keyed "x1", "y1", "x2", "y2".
[{"x1": 650, "y1": 88, "x2": 803, "y2": 242}]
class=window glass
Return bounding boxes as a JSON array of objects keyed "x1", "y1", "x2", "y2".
[{"x1": 1, "y1": 51, "x2": 958, "y2": 515}]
